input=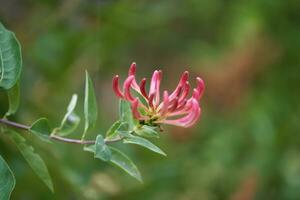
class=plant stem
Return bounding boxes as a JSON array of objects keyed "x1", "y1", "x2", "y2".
[
  {"x1": 0, "y1": 118, "x2": 122, "y2": 145},
  {"x1": 50, "y1": 135, "x2": 95, "y2": 144},
  {"x1": 0, "y1": 118, "x2": 29, "y2": 130}
]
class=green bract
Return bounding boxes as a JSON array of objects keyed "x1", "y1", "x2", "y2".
[{"x1": 119, "y1": 100, "x2": 135, "y2": 129}]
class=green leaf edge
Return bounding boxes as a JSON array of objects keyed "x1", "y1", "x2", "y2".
[
  {"x1": 95, "y1": 135, "x2": 111, "y2": 161},
  {"x1": 124, "y1": 135, "x2": 167, "y2": 156},
  {"x1": 9, "y1": 131, "x2": 54, "y2": 192},
  {"x1": 0, "y1": 154, "x2": 16, "y2": 200},
  {"x1": 29, "y1": 118, "x2": 52, "y2": 143},
  {"x1": 0, "y1": 22, "x2": 22, "y2": 90},
  {"x1": 83, "y1": 71, "x2": 98, "y2": 139},
  {"x1": 109, "y1": 146, "x2": 143, "y2": 183}
]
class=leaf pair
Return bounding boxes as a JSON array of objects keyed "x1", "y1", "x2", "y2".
[
  {"x1": 84, "y1": 99, "x2": 166, "y2": 182},
  {"x1": 84, "y1": 140, "x2": 142, "y2": 183},
  {"x1": 88, "y1": 133, "x2": 166, "y2": 182},
  {"x1": 91, "y1": 100, "x2": 165, "y2": 181},
  {"x1": 105, "y1": 119, "x2": 166, "y2": 157},
  {"x1": 49, "y1": 72, "x2": 98, "y2": 138}
]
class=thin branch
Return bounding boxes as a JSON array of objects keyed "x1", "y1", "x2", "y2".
[
  {"x1": 0, "y1": 118, "x2": 122, "y2": 145},
  {"x1": 0, "y1": 118, "x2": 30, "y2": 130},
  {"x1": 50, "y1": 135, "x2": 123, "y2": 145},
  {"x1": 50, "y1": 135, "x2": 95, "y2": 144}
]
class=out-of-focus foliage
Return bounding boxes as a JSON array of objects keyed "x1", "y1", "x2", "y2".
[{"x1": 0, "y1": 0, "x2": 299, "y2": 199}]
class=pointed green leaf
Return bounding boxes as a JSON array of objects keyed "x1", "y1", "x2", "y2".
[
  {"x1": 54, "y1": 94, "x2": 80, "y2": 136},
  {"x1": 124, "y1": 136, "x2": 166, "y2": 156},
  {"x1": 95, "y1": 135, "x2": 111, "y2": 161},
  {"x1": 134, "y1": 125, "x2": 160, "y2": 138},
  {"x1": 119, "y1": 100, "x2": 135, "y2": 130},
  {"x1": 105, "y1": 120, "x2": 123, "y2": 139},
  {"x1": 84, "y1": 144, "x2": 142, "y2": 182},
  {"x1": 109, "y1": 146, "x2": 142, "y2": 182},
  {"x1": 82, "y1": 71, "x2": 98, "y2": 139},
  {"x1": 0, "y1": 23, "x2": 22, "y2": 90},
  {"x1": 29, "y1": 118, "x2": 51, "y2": 143},
  {"x1": 117, "y1": 130, "x2": 131, "y2": 138},
  {"x1": 83, "y1": 144, "x2": 95, "y2": 153},
  {"x1": 9, "y1": 131, "x2": 54, "y2": 192},
  {"x1": 0, "y1": 155, "x2": 15, "y2": 200},
  {"x1": 5, "y1": 81, "x2": 20, "y2": 117}
]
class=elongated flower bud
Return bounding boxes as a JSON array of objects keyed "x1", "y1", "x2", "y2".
[
  {"x1": 139, "y1": 78, "x2": 148, "y2": 99},
  {"x1": 123, "y1": 75, "x2": 135, "y2": 101},
  {"x1": 196, "y1": 77, "x2": 205, "y2": 100},
  {"x1": 160, "y1": 91, "x2": 169, "y2": 115},
  {"x1": 112, "y1": 75, "x2": 124, "y2": 98},
  {"x1": 128, "y1": 62, "x2": 136, "y2": 76}
]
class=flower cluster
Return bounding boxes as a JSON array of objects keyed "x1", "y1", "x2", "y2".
[{"x1": 112, "y1": 63, "x2": 205, "y2": 128}]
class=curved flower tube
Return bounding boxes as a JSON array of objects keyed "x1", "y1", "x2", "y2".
[{"x1": 112, "y1": 63, "x2": 205, "y2": 128}]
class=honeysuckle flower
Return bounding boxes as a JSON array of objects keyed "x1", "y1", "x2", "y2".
[{"x1": 112, "y1": 63, "x2": 205, "y2": 128}]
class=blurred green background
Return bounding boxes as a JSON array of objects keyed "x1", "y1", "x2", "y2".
[{"x1": 1, "y1": 0, "x2": 300, "y2": 199}]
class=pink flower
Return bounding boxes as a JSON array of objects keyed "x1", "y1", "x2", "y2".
[{"x1": 112, "y1": 62, "x2": 205, "y2": 128}]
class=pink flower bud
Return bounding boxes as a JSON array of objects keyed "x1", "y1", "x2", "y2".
[
  {"x1": 112, "y1": 75, "x2": 124, "y2": 98},
  {"x1": 123, "y1": 75, "x2": 135, "y2": 101}
]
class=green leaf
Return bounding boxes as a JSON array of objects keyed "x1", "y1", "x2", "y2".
[
  {"x1": 134, "y1": 125, "x2": 160, "y2": 138},
  {"x1": 95, "y1": 135, "x2": 111, "y2": 161},
  {"x1": 109, "y1": 146, "x2": 142, "y2": 182},
  {"x1": 124, "y1": 135, "x2": 166, "y2": 156},
  {"x1": 9, "y1": 131, "x2": 54, "y2": 192},
  {"x1": 117, "y1": 130, "x2": 131, "y2": 138},
  {"x1": 82, "y1": 71, "x2": 98, "y2": 139},
  {"x1": 55, "y1": 94, "x2": 80, "y2": 136},
  {"x1": 5, "y1": 81, "x2": 20, "y2": 117},
  {"x1": 83, "y1": 144, "x2": 142, "y2": 182},
  {"x1": 119, "y1": 100, "x2": 135, "y2": 130},
  {"x1": 29, "y1": 118, "x2": 51, "y2": 143},
  {"x1": 0, "y1": 23, "x2": 22, "y2": 90},
  {"x1": 0, "y1": 155, "x2": 15, "y2": 200},
  {"x1": 105, "y1": 120, "x2": 123, "y2": 139},
  {"x1": 83, "y1": 144, "x2": 95, "y2": 153}
]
